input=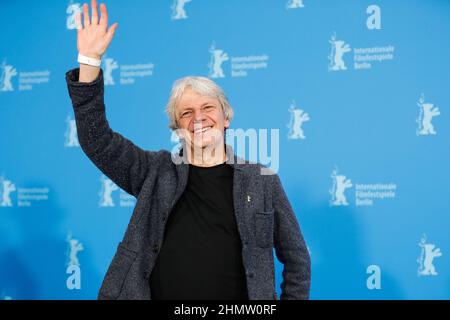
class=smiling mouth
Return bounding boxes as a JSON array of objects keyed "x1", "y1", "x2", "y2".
[{"x1": 193, "y1": 126, "x2": 213, "y2": 134}]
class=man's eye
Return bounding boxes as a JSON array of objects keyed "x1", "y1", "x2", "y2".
[
  {"x1": 181, "y1": 111, "x2": 191, "y2": 118},
  {"x1": 204, "y1": 105, "x2": 214, "y2": 110}
]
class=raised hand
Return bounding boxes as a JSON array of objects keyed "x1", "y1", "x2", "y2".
[
  {"x1": 76, "y1": 0, "x2": 118, "y2": 59},
  {"x1": 76, "y1": 0, "x2": 118, "y2": 82}
]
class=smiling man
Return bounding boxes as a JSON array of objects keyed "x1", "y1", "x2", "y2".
[
  {"x1": 167, "y1": 77, "x2": 233, "y2": 167},
  {"x1": 65, "y1": 0, "x2": 310, "y2": 300}
]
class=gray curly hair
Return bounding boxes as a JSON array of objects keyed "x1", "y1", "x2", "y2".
[{"x1": 165, "y1": 76, "x2": 234, "y2": 130}]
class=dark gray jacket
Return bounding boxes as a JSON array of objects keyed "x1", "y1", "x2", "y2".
[{"x1": 65, "y1": 68, "x2": 311, "y2": 300}]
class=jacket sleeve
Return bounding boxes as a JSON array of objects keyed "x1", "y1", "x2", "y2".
[
  {"x1": 65, "y1": 67, "x2": 158, "y2": 197},
  {"x1": 272, "y1": 173, "x2": 311, "y2": 300}
]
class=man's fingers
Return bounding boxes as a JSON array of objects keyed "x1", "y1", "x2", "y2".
[
  {"x1": 105, "y1": 22, "x2": 118, "y2": 42},
  {"x1": 99, "y1": 3, "x2": 108, "y2": 30},
  {"x1": 83, "y1": 3, "x2": 90, "y2": 27},
  {"x1": 75, "y1": 12, "x2": 83, "y2": 30},
  {"x1": 107, "y1": 22, "x2": 118, "y2": 36},
  {"x1": 91, "y1": 0, "x2": 99, "y2": 25}
]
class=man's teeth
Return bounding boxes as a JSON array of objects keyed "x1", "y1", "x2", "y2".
[{"x1": 194, "y1": 126, "x2": 212, "y2": 133}]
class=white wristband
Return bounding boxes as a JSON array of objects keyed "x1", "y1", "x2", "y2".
[{"x1": 78, "y1": 53, "x2": 101, "y2": 67}]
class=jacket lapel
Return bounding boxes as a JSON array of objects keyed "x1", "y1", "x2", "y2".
[{"x1": 226, "y1": 145, "x2": 251, "y2": 244}]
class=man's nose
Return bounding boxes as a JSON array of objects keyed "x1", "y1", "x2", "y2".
[{"x1": 193, "y1": 109, "x2": 206, "y2": 121}]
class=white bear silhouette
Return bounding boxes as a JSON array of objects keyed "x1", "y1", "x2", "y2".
[
  {"x1": 332, "y1": 175, "x2": 352, "y2": 206},
  {"x1": 1, "y1": 180, "x2": 16, "y2": 207},
  {"x1": 103, "y1": 58, "x2": 118, "y2": 86},
  {"x1": 419, "y1": 242, "x2": 442, "y2": 276},
  {"x1": 1, "y1": 64, "x2": 18, "y2": 91},
  {"x1": 286, "y1": 0, "x2": 304, "y2": 9},
  {"x1": 171, "y1": 0, "x2": 191, "y2": 20},
  {"x1": 418, "y1": 103, "x2": 440, "y2": 135},
  {"x1": 99, "y1": 176, "x2": 118, "y2": 207},
  {"x1": 287, "y1": 105, "x2": 310, "y2": 140},
  {"x1": 209, "y1": 48, "x2": 229, "y2": 78}
]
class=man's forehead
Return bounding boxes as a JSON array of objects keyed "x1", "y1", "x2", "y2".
[{"x1": 177, "y1": 91, "x2": 218, "y2": 108}]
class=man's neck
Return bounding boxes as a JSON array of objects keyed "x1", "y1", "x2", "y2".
[{"x1": 186, "y1": 144, "x2": 227, "y2": 167}]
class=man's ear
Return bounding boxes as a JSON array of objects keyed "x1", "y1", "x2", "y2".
[
  {"x1": 224, "y1": 118, "x2": 230, "y2": 129},
  {"x1": 174, "y1": 128, "x2": 185, "y2": 140}
]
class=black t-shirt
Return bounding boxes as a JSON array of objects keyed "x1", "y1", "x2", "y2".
[{"x1": 150, "y1": 162, "x2": 249, "y2": 300}]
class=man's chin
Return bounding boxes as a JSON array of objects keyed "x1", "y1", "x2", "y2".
[
  {"x1": 186, "y1": 129, "x2": 224, "y2": 150},
  {"x1": 188, "y1": 138, "x2": 223, "y2": 150},
  {"x1": 191, "y1": 140, "x2": 213, "y2": 149}
]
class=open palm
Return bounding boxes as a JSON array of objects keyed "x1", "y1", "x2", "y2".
[{"x1": 76, "y1": 0, "x2": 118, "y2": 60}]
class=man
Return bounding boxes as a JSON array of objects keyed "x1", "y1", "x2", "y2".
[{"x1": 66, "y1": 0, "x2": 310, "y2": 300}]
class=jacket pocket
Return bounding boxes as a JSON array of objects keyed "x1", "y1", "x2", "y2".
[
  {"x1": 254, "y1": 209, "x2": 274, "y2": 248},
  {"x1": 98, "y1": 242, "x2": 138, "y2": 300}
]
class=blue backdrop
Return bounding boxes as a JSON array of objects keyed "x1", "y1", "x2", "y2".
[{"x1": 1, "y1": 0, "x2": 449, "y2": 299}]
